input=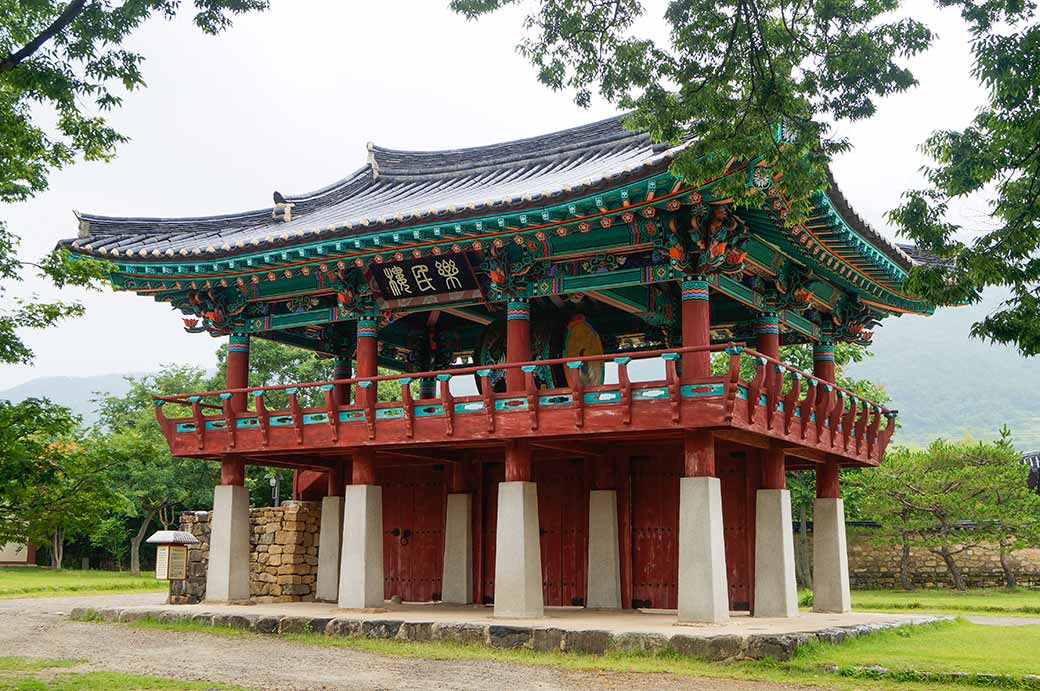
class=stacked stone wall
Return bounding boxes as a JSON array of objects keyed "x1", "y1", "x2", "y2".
[
  {"x1": 844, "y1": 527, "x2": 1040, "y2": 589},
  {"x1": 169, "y1": 500, "x2": 321, "y2": 604}
]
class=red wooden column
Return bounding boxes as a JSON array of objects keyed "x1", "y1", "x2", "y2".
[
  {"x1": 505, "y1": 439, "x2": 531, "y2": 482},
  {"x1": 683, "y1": 429, "x2": 715, "y2": 477},
  {"x1": 681, "y1": 277, "x2": 711, "y2": 380},
  {"x1": 333, "y1": 355, "x2": 353, "y2": 405},
  {"x1": 762, "y1": 441, "x2": 786, "y2": 490},
  {"x1": 505, "y1": 299, "x2": 530, "y2": 391},
  {"x1": 352, "y1": 448, "x2": 376, "y2": 485},
  {"x1": 817, "y1": 461, "x2": 840, "y2": 499},
  {"x1": 220, "y1": 458, "x2": 245, "y2": 486},
  {"x1": 355, "y1": 318, "x2": 378, "y2": 407},
  {"x1": 812, "y1": 341, "x2": 836, "y2": 383},
  {"x1": 226, "y1": 333, "x2": 250, "y2": 413},
  {"x1": 755, "y1": 313, "x2": 780, "y2": 392}
]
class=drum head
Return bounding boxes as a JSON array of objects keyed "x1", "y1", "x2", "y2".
[{"x1": 561, "y1": 314, "x2": 605, "y2": 388}]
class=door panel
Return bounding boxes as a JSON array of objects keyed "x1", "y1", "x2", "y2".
[
  {"x1": 534, "y1": 459, "x2": 587, "y2": 606},
  {"x1": 718, "y1": 457, "x2": 753, "y2": 611},
  {"x1": 379, "y1": 465, "x2": 447, "y2": 602},
  {"x1": 630, "y1": 454, "x2": 680, "y2": 609}
]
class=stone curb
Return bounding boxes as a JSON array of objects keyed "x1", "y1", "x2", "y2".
[{"x1": 68, "y1": 608, "x2": 953, "y2": 662}]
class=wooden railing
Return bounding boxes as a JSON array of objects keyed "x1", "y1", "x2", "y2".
[{"x1": 153, "y1": 343, "x2": 897, "y2": 461}]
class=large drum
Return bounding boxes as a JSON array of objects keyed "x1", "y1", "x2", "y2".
[{"x1": 475, "y1": 313, "x2": 605, "y2": 392}]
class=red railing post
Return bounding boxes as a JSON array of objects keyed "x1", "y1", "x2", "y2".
[
  {"x1": 615, "y1": 356, "x2": 633, "y2": 425},
  {"x1": 439, "y1": 374, "x2": 454, "y2": 436}
]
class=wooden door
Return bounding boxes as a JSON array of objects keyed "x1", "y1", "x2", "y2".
[
  {"x1": 379, "y1": 465, "x2": 447, "y2": 602},
  {"x1": 718, "y1": 454, "x2": 756, "y2": 611},
  {"x1": 630, "y1": 454, "x2": 680, "y2": 609},
  {"x1": 534, "y1": 459, "x2": 587, "y2": 606},
  {"x1": 480, "y1": 462, "x2": 504, "y2": 604}
]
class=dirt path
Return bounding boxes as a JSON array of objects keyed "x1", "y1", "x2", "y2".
[{"x1": 0, "y1": 593, "x2": 825, "y2": 691}]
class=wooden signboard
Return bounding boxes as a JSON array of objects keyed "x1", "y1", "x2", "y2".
[
  {"x1": 369, "y1": 254, "x2": 483, "y2": 310},
  {"x1": 155, "y1": 544, "x2": 188, "y2": 580}
]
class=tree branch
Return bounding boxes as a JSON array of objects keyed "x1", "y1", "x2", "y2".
[{"x1": 0, "y1": 0, "x2": 87, "y2": 74}]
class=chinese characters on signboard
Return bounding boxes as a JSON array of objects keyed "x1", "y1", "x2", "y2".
[{"x1": 370, "y1": 255, "x2": 482, "y2": 308}]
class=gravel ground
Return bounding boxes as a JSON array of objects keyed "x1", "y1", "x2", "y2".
[{"x1": 0, "y1": 593, "x2": 824, "y2": 691}]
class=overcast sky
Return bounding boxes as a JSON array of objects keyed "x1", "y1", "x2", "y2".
[{"x1": 0, "y1": 0, "x2": 991, "y2": 388}]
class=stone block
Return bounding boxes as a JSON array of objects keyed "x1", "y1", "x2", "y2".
[
  {"x1": 190, "y1": 613, "x2": 215, "y2": 626},
  {"x1": 670, "y1": 634, "x2": 746, "y2": 661},
  {"x1": 488, "y1": 625, "x2": 532, "y2": 649},
  {"x1": 562, "y1": 629, "x2": 611, "y2": 655},
  {"x1": 746, "y1": 633, "x2": 812, "y2": 661},
  {"x1": 529, "y1": 628, "x2": 565, "y2": 652},
  {"x1": 213, "y1": 614, "x2": 256, "y2": 630},
  {"x1": 252, "y1": 616, "x2": 281, "y2": 634},
  {"x1": 397, "y1": 622, "x2": 433, "y2": 642},
  {"x1": 361, "y1": 620, "x2": 403, "y2": 639},
  {"x1": 157, "y1": 611, "x2": 186, "y2": 625},
  {"x1": 431, "y1": 623, "x2": 486, "y2": 645},
  {"x1": 611, "y1": 632, "x2": 668, "y2": 655}
]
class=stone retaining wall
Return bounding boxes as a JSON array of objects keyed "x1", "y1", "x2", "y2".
[
  {"x1": 71, "y1": 605, "x2": 951, "y2": 662},
  {"x1": 844, "y1": 527, "x2": 1040, "y2": 589},
  {"x1": 169, "y1": 501, "x2": 321, "y2": 604}
]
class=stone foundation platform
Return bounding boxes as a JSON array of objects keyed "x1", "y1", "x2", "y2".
[{"x1": 70, "y1": 599, "x2": 949, "y2": 662}]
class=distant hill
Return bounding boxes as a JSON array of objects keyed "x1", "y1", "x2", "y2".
[
  {"x1": 1, "y1": 292, "x2": 1037, "y2": 449},
  {"x1": 847, "y1": 291, "x2": 1040, "y2": 451},
  {"x1": 0, "y1": 373, "x2": 137, "y2": 427}
]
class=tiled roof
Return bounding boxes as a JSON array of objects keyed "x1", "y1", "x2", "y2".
[
  {"x1": 64, "y1": 116, "x2": 679, "y2": 260},
  {"x1": 60, "y1": 115, "x2": 918, "y2": 272}
]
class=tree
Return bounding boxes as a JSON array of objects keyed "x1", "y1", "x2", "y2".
[
  {"x1": 94, "y1": 365, "x2": 218, "y2": 574},
  {"x1": 453, "y1": 0, "x2": 1040, "y2": 356},
  {"x1": 854, "y1": 436, "x2": 1039, "y2": 591},
  {"x1": 0, "y1": 0, "x2": 268, "y2": 365}
]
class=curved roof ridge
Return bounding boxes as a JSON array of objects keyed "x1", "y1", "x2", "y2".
[
  {"x1": 824, "y1": 169, "x2": 914, "y2": 271},
  {"x1": 366, "y1": 114, "x2": 654, "y2": 178}
]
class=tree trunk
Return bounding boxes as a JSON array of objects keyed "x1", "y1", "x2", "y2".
[
  {"x1": 932, "y1": 547, "x2": 966, "y2": 591},
  {"x1": 51, "y1": 528, "x2": 64, "y2": 570},
  {"x1": 899, "y1": 535, "x2": 913, "y2": 590},
  {"x1": 130, "y1": 509, "x2": 157, "y2": 577},
  {"x1": 795, "y1": 503, "x2": 813, "y2": 589},
  {"x1": 999, "y1": 541, "x2": 1018, "y2": 589}
]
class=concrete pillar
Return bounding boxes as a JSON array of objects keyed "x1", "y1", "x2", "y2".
[
  {"x1": 226, "y1": 333, "x2": 250, "y2": 413},
  {"x1": 753, "y1": 441, "x2": 798, "y2": 617},
  {"x1": 337, "y1": 484, "x2": 383, "y2": 609},
  {"x1": 586, "y1": 490, "x2": 621, "y2": 609},
  {"x1": 441, "y1": 493, "x2": 473, "y2": 604},
  {"x1": 813, "y1": 498, "x2": 851, "y2": 613},
  {"x1": 493, "y1": 481, "x2": 543, "y2": 618},
  {"x1": 316, "y1": 494, "x2": 344, "y2": 602},
  {"x1": 753, "y1": 489, "x2": 799, "y2": 617},
  {"x1": 680, "y1": 277, "x2": 711, "y2": 379},
  {"x1": 813, "y1": 461, "x2": 850, "y2": 613},
  {"x1": 206, "y1": 483, "x2": 251, "y2": 602},
  {"x1": 678, "y1": 476, "x2": 730, "y2": 624}
]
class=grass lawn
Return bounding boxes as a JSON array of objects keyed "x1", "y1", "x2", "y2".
[
  {"x1": 119, "y1": 616, "x2": 1040, "y2": 690},
  {"x1": 0, "y1": 657, "x2": 246, "y2": 690},
  {"x1": 0, "y1": 568, "x2": 165, "y2": 599},
  {"x1": 847, "y1": 588, "x2": 1040, "y2": 617}
]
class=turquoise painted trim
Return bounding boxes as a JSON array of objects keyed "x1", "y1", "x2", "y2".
[
  {"x1": 338, "y1": 410, "x2": 365, "y2": 422},
  {"x1": 454, "y1": 401, "x2": 485, "y2": 414},
  {"x1": 236, "y1": 417, "x2": 260, "y2": 428},
  {"x1": 584, "y1": 390, "x2": 621, "y2": 403},
  {"x1": 375, "y1": 408, "x2": 405, "y2": 420},
  {"x1": 539, "y1": 394, "x2": 574, "y2": 406},
  {"x1": 680, "y1": 383, "x2": 725, "y2": 397},
  {"x1": 175, "y1": 422, "x2": 196, "y2": 433},
  {"x1": 495, "y1": 397, "x2": 528, "y2": 411},
  {"x1": 414, "y1": 404, "x2": 445, "y2": 417},
  {"x1": 269, "y1": 414, "x2": 295, "y2": 427},
  {"x1": 632, "y1": 386, "x2": 669, "y2": 400},
  {"x1": 302, "y1": 413, "x2": 328, "y2": 424}
]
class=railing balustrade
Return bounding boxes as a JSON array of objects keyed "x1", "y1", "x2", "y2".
[{"x1": 153, "y1": 343, "x2": 897, "y2": 462}]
